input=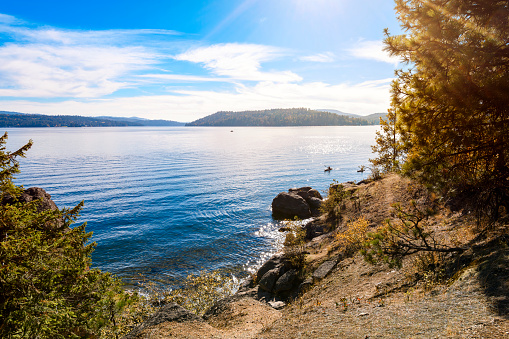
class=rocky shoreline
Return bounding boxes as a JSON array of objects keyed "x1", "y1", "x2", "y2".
[{"x1": 124, "y1": 185, "x2": 340, "y2": 338}]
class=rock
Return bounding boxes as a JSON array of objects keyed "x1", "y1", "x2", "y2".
[
  {"x1": 237, "y1": 275, "x2": 254, "y2": 293},
  {"x1": 289, "y1": 186, "x2": 312, "y2": 193},
  {"x1": 306, "y1": 189, "x2": 323, "y2": 200},
  {"x1": 256, "y1": 255, "x2": 283, "y2": 281},
  {"x1": 307, "y1": 197, "x2": 323, "y2": 209},
  {"x1": 268, "y1": 301, "x2": 286, "y2": 309},
  {"x1": 305, "y1": 218, "x2": 329, "y2": 240},
  {"x1": 259, "y1": 266, "x2": 284, "y2": 292},
  {"x1": 273, "y1": 269, "x2": 299, "y2": 293},
  {"x1": 298, "y1": 277, "x2": 313, "y2": 292},
  {"x1": 290, "y1": 187, "x2": 323, "y2": 201},
  {"x1": 2, "y1": 187, "x2": 58, "y2": 212},
  {"x1": 272, "y1": 192, "x2": 312, "y2": 219},
  {"x1": 312, "y1": 259, "x2": 338, "y2": 282},
  {"x1": 1, "y1": 187, "x2": 63, "y2": 230},
  {"x1": 123, "y1": 303, "x2": 203, "y2": 339}
]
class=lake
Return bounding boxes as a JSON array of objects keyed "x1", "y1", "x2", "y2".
[{"x1": 5, "y1": 126, "x2": 378, "y2": 286}]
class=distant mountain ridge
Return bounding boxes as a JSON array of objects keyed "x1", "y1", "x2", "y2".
[
  {"x1": 187, "y1": 108, "x2": 384, "y2": 127},
  {"x1": 316, "y1": 109, "x2": 361, "y2": 118},
  {"x1": 0, "y1": 109, "x2": 385, "y2": 128},
  {"x1": 0, "y1": 111, "x2": 185, "y2": 127},
  {"x1": 317, "y1": 109, "x2": 386, "y2": 124}
]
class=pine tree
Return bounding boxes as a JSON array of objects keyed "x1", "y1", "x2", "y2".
[
  {"x1": 0, "y1": 133, "x2": 131, "y2": 338},
  {"x1": 380, "y1": 0, "x2": 509, "y2": 218},
  {"x1": 370, "y1": 99, "x2": 405, "y2": 173}
]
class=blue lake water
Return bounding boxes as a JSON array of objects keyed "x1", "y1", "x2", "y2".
[{"x1": 5, "y1": 126, "x2": 378, "y2": 286}]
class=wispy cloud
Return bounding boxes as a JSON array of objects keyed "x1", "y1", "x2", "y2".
[
  {"x1": 0, "y1": 13, "x2": 21, "y2": 25},
  {"x1": 139, "y1": 74, "x2": 233, "y2": 83},
  {"x1": 174, "y1": 43, "x2": 302, "y2": 83},
  {"x1": 300, "y1": 52, "x2": 335, "y2": 63},
  {"x1": 0, "y1": 13, "x2": 394, "y2": 120},
  {"x1": 348, "y1": 40, "x2": 400, "y2": 65},
  {"x1": 0, "y1": 44, "x2": 157, "y2": 98},
  {"x1": 0, "y1": 18, "x2": 169, "y2": 98}
]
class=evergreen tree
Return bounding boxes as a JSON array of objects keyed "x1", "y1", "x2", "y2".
[
  {"x1": 0, "y1": 133, "x2": 131, "y2": 338},
  {"x1": 376, "y1": 0, "x2": 509, "y2": 218},
  {"x1": 370, "y1": 105, "x2": 404, "y2": 172}
]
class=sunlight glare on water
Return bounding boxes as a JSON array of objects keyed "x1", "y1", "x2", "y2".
[{"x1": 6, "y1": 126, "x2": 378, "y2": 286}]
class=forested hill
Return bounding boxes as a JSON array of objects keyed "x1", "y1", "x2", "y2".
[
  {"x1": 186, "y1": 108, "x2": 378, "y2": 126},
  {"x1": 0, "y1": 112, "x2": 185, "y2": 127}
]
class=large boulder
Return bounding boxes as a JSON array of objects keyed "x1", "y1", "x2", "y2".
[
  {"x1": 273, "y1": 269, "x2": 299, "y2": 293},
  {"x1": 290, "y1": 187, "x2": 323, "y2": 201},
  {"x1": 272, "y1": 192, "x2": 311, "y2": 219},
  {"x1": 256, "y1": 254, "x2": 284, "y2": 281},
  {"x1": 259, "y1": 266, "x2": 285, "y2": 292}
]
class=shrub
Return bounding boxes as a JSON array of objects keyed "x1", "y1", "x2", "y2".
[
  {"x1": 361, "y1": 201, "x2": 463, "y2": 268},
  {"x1": 320, "y1": 182, "x2": 350, "y2": 221},
  {"x1": 0, "y1": 133, "x2": 132, "y2": 338},
  {"x1": 336, "y1": 217, "x2": 370, "y2": 254},
  {"x1": 282, "y1": 220, "x2": 307, "y2": 269},
  {"x1": 163, "y1": 270, "x2": 238, "y2": 316}
]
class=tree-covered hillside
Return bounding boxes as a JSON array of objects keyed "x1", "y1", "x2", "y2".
[
  {"x1": 0, "y1": 113, "x2": 142, "y2": 127},
  {"x1": 0, "y1": 112, "x2": 186, "y2": 127},
  {"x1": 98, "y1": 116, "x2": 185, "y2": 126},
  {"x1": 186, "y1": 108, "x2": 378, "y2": 126}
]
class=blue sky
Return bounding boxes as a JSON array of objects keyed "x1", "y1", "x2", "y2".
[{"x1": 0, "y1": 0, "x2": 403, "y2": 122}]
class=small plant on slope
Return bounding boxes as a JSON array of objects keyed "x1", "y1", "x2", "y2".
[{"x1": 361, "y1": 201, "x2": 464, "y2": 268}]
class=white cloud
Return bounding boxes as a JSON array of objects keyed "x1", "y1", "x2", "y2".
[
  {"x1": 0, "y1": 14, "x2": 393, "y2": 121},
  {"x1": 174, "y1": 43, "x2": 302, "y2": 83},
  {"x1": 0, "y1": 13, "x2": 20, "y2": 25},
  {"x1": 300, "y1": 52, "x2": 335, "y2": 63},
  {"x1": 140, "y1": 74, "x2": 233, "y2": 83},
  {"x1": 348, "y1": 40, "x2": 400, "y2": 65},
  {"x1": 0, "y1": 44, "x2": 157, "y2": 98},
  {"x1": 0, "y1": 79, "x2": 391, "y2": 121}
]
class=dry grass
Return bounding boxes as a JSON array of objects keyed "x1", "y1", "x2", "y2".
[{"x1": 125, "y1": 174, "x2": 509, "y2": 339}]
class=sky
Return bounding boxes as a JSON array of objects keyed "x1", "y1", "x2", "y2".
[{"x1": 0, "y1": 0, "x2": 403, "y2": 122}]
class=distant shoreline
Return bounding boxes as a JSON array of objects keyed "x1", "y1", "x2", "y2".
[{"x1": 1, "y1": 108, "x2": 384, "y2": 128}]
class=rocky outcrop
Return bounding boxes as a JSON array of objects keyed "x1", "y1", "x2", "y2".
[
  {"x1": 272, "y1": 187, "x2": 323, "y2": 219},
  {"x1": 272, "y1": 192, "x2": 311, "y2": 219},
  {"x1": 305, "y1": 218, "x2": 330, "y2": 240},
  {"x1": 2, "y1": 187, "x2": 58, "y2": 212},
  {"x1": 1, "y1": 187, "x2": 63, "y2": 231}
]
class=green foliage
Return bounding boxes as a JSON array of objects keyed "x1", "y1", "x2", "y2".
[
  {"x1": 361, "y1": 202, "x2": 462, "y2": 268},
  {"x1": 0, "y1": 132, "x2": 132, "y2": 338},
  {"x1": 186, "y1": 108, "x2": 375, "y2": 127},
  {"x1": 382, "y1": 0, "x2": 509, "y2": 220},
  {"x1": 370, "y1": 108, "x2": 405, "y2": 173},
  {"x1": 0, "y1": 112, "x2": 143, "y2": 127},
  {"x1": 320, "y1": 182, "x2": 350, "y2": 221},
  {"x1": 282, "y1": 220, "x2": 307, "y2": 269}
]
